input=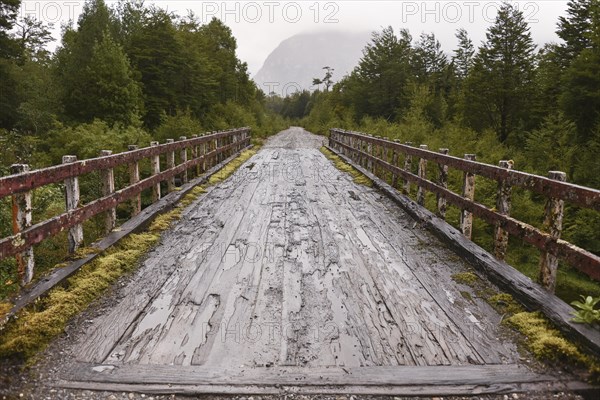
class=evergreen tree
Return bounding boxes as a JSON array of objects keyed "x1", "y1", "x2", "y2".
[
  {"x1": 84, "y1": 32, "x2": 142, "y2": 125},
  {"x1": 463, "y1": 2, "x2": 536, "y2": 143},
  {"x1": 560, "y1": 0, "x2": 600, "y2": 141},
  {"x1": 343, "y1": 27, "x2": 413, "y2": 120},
  {"x1": 557, "y1": 0, "x2": 594, "y2": 62},
  {"x1": 453, "y1": 28, "x2": 475, "y2": 81},
  {"x1": 55, "y1": 0, "x2": 118, "y2": 123},
  {"x1": 0, "y1": 0, "x2": 21, "y2": 128}
]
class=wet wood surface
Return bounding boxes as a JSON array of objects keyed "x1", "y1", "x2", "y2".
[{"x1": 67, "y1": 128, "x2": 583, "y2": 392}]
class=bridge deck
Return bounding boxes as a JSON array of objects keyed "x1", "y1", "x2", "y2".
[{"x1": 64, "y1": 128, "x2": 575, "y2": 393}]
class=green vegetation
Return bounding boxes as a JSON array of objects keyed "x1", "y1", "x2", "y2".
[
  {"x1": 571, "y1": 295, "x2": 600, "y2": 325},
  {"x1": 268, "y1": 0, "x2": 600, "y2": 305},
  {"x1": 507, "y1": 312, "x2": 591, "y2": 368},
  {"x1": 451, "y1": 272, "x2": 479, "y2": 286},
  {"x1": 0, "y1": 148, "x2": 255, "y2": 360},
  {"x1": 0, "y1": 0, "x2": 286, "y2": 300},
  {"x1": 320, "y1": 146, "x2": 372, "y2": 187}
]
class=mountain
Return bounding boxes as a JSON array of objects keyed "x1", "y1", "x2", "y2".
[{"x1": 253, "y1": 31, "x2": 371, "y2": 94}]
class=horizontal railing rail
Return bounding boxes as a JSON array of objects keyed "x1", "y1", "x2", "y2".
[
  {"x1": 0, "y1": 127, "x2": 251, "y2": 286},
  {"x1": 329, "y1": 128, "x2": 600, "y2": 290}
]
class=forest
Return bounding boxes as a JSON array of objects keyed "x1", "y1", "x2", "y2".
[
  {"x1": 267, "y1": 0, "x2": 600, "y2": 302},
  {"x1": 0, "y1": 0, "x2": 286, "y2": 298},
  {"x1": 0, "y1": 0, "x2": 599, "y2": 304}
]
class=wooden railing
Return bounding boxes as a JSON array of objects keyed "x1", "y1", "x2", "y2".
[
  {"x1": 0, "y1": 128, "x2": 251, "y2": 285},
  {"x1": 329, "y1": 128, "x2": 600, "y2": 292}
]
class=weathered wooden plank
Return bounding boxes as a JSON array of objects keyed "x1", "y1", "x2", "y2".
[
  {"x1": 179, "y1": 136, "x2": 188, "y2": 184},
  {"x1": 417, "y1": 145, "x2": 428, "y2": 206},
  {"x1": 460, "y1": 154, "x2": 476, "y2": 239},
  {"x1": 494, "y1": 160, "x2": 513, "y2": 260},
  {"x1": 437, "y1": 148, "x2": 449, "y2": 219},
  {"x1": 165, "y1": 139, "x2": 176, "y2": 192},
  {"x1": 64, "y1": 363, "x2": 555, "y2": 386},
  {"x1": 0, "y1": 128, "x2": 250, "y2": 198},
  {"x1": 326, "y1": 144, "x2": 600, "y2": 357},
  {"x1": 0, "y1": 146, "x2": 252, "y2": 328},
  {"x1": 539, "y1": 171, "x2": 567, "y2": 293},
  {"x1": 10, "y1": 164, "x2": 34, "y2": 285},
  {"x1": 100, "y1": 150, "x2": 116, "y2": 234},
  {"x1": 62, "y1": 155, "x2": 83, "y2": 253},
  {"x1": 56, "y1": 379, "x2": 597, "y2": 397},
  {"x1": 127, "y1": 145, "x2": 142, "y2": 217},
  {"x1": 330, "y1": 129, "x2": 600, "y2": 211}
]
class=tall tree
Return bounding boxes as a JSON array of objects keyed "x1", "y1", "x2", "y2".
[
  {"x1": 0, "y1": 0, "x2": 21, "y2": 128},
  {"x1": 557, "y1": 0, "x2": 594, "y2": 63},
  {"x1": 453, "y1": 28, "x2": 475, "y2": 81},
  {"x1": 560, "y1": 0, "x2": 600, "y2": 141},
  {"x1": 463, "y1": 2, "x2": 536, "y2": 143},
  {"x1": 55, "y1": 0, "x2": 118, "y2": 123},
  {"x1": 412, "y1": 32, "x2": 447, "y2": 82},
  {"x1": 84, "y1": 32, "x2": 142, "y2": 125},
  {"x1": 343, "y1": 27, "x2": 413, "y2": 120},
  {"x1": 0, "y1": 0, "x2": 20, "y2": 58}
]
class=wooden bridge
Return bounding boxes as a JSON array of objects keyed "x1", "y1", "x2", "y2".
[{"x1": 1, "y1": 127, "x2": 599, "y2": 396}]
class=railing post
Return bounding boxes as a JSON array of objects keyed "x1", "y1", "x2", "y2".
[
  {"x1": 179, "y1": 136, "x2": 188, "y2": 184},
  {"x1": 403, "y1": 142, "x2": 412, "y2": 195},
  {"x1": 127, "y1": 145, "x2": 141, "y2": 216},
  {"x1": 10, "y1": 164, "x2": 34, "y2": 285},
  {"x1": 417, "y1": 145, "x2": 428, "y2": 206},
  {"x1": 213, "y1": 133, "x2": 218, "y2": 166},
  {"x1": 367, "y1": 137, "x2": 373, "y2": 172},
  {"x1": 201, "y1": 138, "x2": 207, "y2": 173},
  {"x1": 62, "y1": 155, "x2": 83, "y2": 253},
  {"x1": 539, "y1": 171, "x2": 567, "y2": 293},
  {"x1": 99, "y1": 150, "x2": 116, "y2": 234},
  {"x1": 392, "y1": 140, "x2": 400, "y2": 188},
  {"x1": 191, "y1": 135, "x2": 199, "y2": 177},
  {"x1": 437, "y1": 148, "x2": 449, "y2": 219},
  {"x1": 494, "y1": 160, "x2": 513, "y2": 260},
  {"x1": 150, "y1": 142, "x2": 161, "y2": 202},
  {"x1": 460, "y1": 154, "x2": 476, "y2": 239},
  {"x1": 374, "y1": 136, "x2": 382, "y2": 176},
  {"x1": 165, "y1": 139, "x2": 175, "y2": 192}
]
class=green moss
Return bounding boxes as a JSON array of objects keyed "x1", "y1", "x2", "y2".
[
  {"x1": 0, "y1": 302, "x2": 11, "y2": 320},
  {"x1": 72, "y1": 246, "x2": 100, "y2": 259},
  {"x1": 460, "y1": 291, "x2": 473, "y2": 302},
  {"x1": 451, "y1": 272, "x2": 479, "y2": 286},
  {"x1": 507, "y1": 312, "x2": 588, "y2": 366},
  {"x1": 320, "y1": 147, "x2": 373, "y2": 187},
  {"x1": 488, "y1": 293, "x2": 524, "y2": 316},
  {"x1": 208, "y1": 148, "x2": 258, "y2": 185}
]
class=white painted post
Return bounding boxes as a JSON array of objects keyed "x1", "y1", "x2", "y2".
[
  {"x1": 99, "y1": 150, "x2": 116, "y2": 234},
  {"x1": 180, "y1": 136, "x2": 188, "y2": 184},
  {"x1": 494, "y1": 160, "x2": 513, "y2": 260},
  {"x1": 62, "y1": 155, "x2": 83, "y2": 253},
  {"x1": 437, "y1": 148, "x2": 449, "y2": 219},
  {"x1": 417, "y1": 145, "x2": 428, "y2": 206},
  {"x1": 166, "y1": 139, "x2": 175, "y2": 192},
  {"x1": 10, "y1": 164, "x2": 34, "y2": 285},
  {"x1": 460, "y1": 154, "x2": 476, "y2": 239},
  {"x1": 150, "y1": 142, "x2": 161, "y2": 202},
  {"x1": 128, "y1": 145, "x2": 141, "y2": 216},
  {"x1": 403, "y1": 142, "x2": 413, "y2": 195},
  {"x1": 539, "y1": 171, "x2": 567, "y2": 293}
]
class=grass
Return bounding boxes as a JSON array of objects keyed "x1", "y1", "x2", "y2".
[
  {"x1": 320, "y1": 146, "x2": 373, "y2": 187},
  {"x1": 0, "y1": 148, "x2": 257, "y2": 361}
]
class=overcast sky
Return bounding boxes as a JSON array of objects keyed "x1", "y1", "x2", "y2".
[{"x1": 24, "y1": 0, "x2": 569, "y2": 75}]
